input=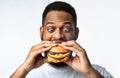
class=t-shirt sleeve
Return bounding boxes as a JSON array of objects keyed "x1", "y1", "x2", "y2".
[{"x1": 92, "y1": 64, "x2": 114, "y2": 78}]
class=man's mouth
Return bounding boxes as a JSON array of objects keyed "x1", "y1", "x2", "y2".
[{"x1": 52, "y1": 40, "x2": 62, "y2": 44}]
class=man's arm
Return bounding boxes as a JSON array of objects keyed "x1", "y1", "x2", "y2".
[
  {"x1": 85, "y1": 67, "x2": 104, "y2": 78},
  {"x1": 10, "y1": 41, "x2": 54, "y2": 78},
  {"x1": 10, "y1": 63, "x2": 29, "y2": 78}
]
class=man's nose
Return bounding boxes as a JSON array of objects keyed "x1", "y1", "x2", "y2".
[{"x1": 53, "y1": 29, "x2": 64, "y2": 40}]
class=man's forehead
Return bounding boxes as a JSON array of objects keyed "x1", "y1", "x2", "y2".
[
  {"x1": 45, "y1": 11, "x2": 72, "y2": 22},
  {"x1": 45, "y1": 21, "x2": 72, "y2": 25}
]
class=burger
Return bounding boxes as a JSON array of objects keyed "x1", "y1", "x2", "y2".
[{"x1": 47, "y1": 45, "x2": 71, "y2": 63}]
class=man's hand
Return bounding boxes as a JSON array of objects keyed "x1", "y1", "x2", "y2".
[
  {"x1": 61, "y1": 40, "x2": 103, "y2": 78},
  {"x1": 23, "y1": 41, "x2": 55, "y2": 71},
  {"x1": 10, "y1": 41, "x2": 56, "y2": 78}
]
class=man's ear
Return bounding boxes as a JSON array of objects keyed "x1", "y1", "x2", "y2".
[
  {"x1": 74, "y1": 27, "x2": 79, "y2": 40},
  {"x1": 40, "y1": 26, "x2": 44, "y2": 40}
]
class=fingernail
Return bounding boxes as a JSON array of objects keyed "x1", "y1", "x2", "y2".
[
  {"x1": 51, "y1": 43, "x2": 56, "y2": 46},
  {"x1": 61, "y1": 42, "x2": 65, "y2": 46}
]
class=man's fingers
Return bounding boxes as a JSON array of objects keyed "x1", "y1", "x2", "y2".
[
  {"x1": 61, "y1": 40, "x2": 85, "y2": 57},
  {"x1": 31, "y1": 41, "x2": 57, "y2": 53},
  {"x1": 32, "y1": 41, "x2": 52, "y2": 50}
]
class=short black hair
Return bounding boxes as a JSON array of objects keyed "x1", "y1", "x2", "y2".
[{"x1": 42, "y1": 1, "x2": 77, "y2": 27}]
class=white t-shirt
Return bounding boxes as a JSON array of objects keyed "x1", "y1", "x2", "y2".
[{"x1": 26, "y1": 63, "x2": 114, "y2": 78}]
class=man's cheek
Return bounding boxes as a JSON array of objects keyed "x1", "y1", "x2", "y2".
[
  {"x1": 65, "y1": 34, "x2": 73, "y2": 40},
  {"x1": 43, "y1": 34, "x2": 51, "y2": 41}
]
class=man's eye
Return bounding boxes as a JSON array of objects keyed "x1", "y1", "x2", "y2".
[
  {"x1": 62, "y1": 28, "x2": 70, "y2": 33},
  {"x1": 47, "y1": 27, "x2": 55, "y2": 33}
]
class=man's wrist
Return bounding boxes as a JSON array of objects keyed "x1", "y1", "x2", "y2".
[
  {"x1": 10, "y1": 63, "x2": 30, "y2": 78},
  {"x1": 85, "y1": 67, "x2": 104, "y2": 78}
]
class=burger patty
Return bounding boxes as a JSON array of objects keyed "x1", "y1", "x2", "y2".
[
  {"x1": 47, "y1": 52, "x2": 70, "y2": 59},
  {"x1": 47, "y1": 55, "x2": 70, "y2": 63}
]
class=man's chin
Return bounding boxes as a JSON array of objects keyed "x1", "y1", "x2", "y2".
[{"x1": 48, "y1": 62, "x2": 68, "y2": 68}]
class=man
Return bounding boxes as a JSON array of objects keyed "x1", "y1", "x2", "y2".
[{"x1": 10, "y1": 1, "x2": 114, "y2": 78}]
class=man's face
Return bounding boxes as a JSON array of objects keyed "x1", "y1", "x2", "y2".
[
  {"x1": 40, "y1": 11, "x2": 78, "y2": 67},
  {"x1": 41, "y1": 11, "x2": 78, "y2": 41}
]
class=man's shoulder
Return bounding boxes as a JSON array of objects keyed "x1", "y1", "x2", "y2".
[
  {"x1": 92, "y1": 64, "x2": 114, "y2": 78},
  {"x1": 92, "y1": 64, "x2": 108, "y2": 74},
  {"x1": 92, "y1": 64, "x2": 104, "y2": 70}
]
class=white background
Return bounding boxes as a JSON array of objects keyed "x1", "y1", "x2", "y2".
[{"x1": 0, "y1": 0, "x2": 120, "y2": 77}]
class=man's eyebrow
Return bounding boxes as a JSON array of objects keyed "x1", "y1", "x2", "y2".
[
  {"x1": 45, "y1": 21, "x2": 72, "y2": 25},
  {"x1": 64, "y1": 21, "x2": 72, "y2": 25},
  {"x1": 46, "y1": 22, "x2": 54, "y2": 25}
]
